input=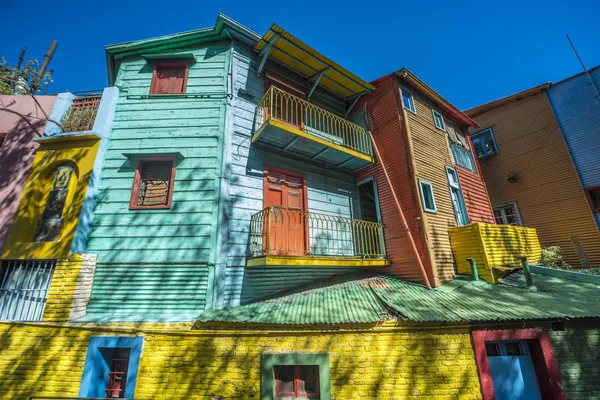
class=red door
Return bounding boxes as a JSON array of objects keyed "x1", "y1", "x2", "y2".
[{"x1": 264, "y1": 167, "x2": 307, "y2": 256}]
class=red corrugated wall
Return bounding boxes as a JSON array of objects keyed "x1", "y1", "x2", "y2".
[
  {"x1": 457, "y1": 135, "x2": 495, "y2": 224},
  {"x1": 355, "y1": 75, "x2": 435, "y2": 284}
]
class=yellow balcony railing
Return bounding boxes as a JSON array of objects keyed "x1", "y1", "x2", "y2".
[
  {"x1": 255, "y1": 86, "x2": 373, "y2": 158},
  {"x1": 249, "y1": 206, "x2": 386, "y2": 259}
]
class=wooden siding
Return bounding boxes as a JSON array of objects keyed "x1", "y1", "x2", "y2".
[
  {"x1": 355, "y1": 75, "x2": 434, "y2": 285},
  {"x1": 84, "y1": 42, "x2": 231, "y2": 319},
  {"x1": 220, "y1": 42, "x2": 362, "y2": 307},
  {"x1": 457, "y1": 165, "x2": 495, "y2": 224},
  {"x1": 471, "y1": 91, "x2": 600, "y2": 267}
]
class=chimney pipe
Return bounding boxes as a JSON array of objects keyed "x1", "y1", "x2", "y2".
[
  {"x1": 519, "y1": 256, "x2": 533, "y2": 287},
  {"x1": 467, "y1": 258, "x2": 479, "y2": 281},
  {"x1": 34, "y1": 40, "x2": 58, "y2": 92}
]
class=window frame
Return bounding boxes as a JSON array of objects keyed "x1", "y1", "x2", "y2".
[
  {"x1": 400, "y1": 87, "x2": 416, "y2": 114},
  {"x1": 471, "y1": 127, "x2": 499, "y2": 159},
  {"x1": 129, "y1": 157, "x2": 176, "y2": 210},
  {"x1": 149, "y1": 62, "x2": 189, "y2": 95},
  {"x1": 585, "y1": 186, "x2": 600, "y2": 213},
  {"x1": 493, "y1": 201, "x2": 523, "y2": 226},
  {"x1": 274, "y1": 365, "x2": 320, "y2": 397},
  {"x1": 262, "y1": 353, "x2": 331, "y2": 400},
  {"x1": 418, "y1": 179, "x2": 437, "y2": 213},
  {"x1": 78, "y1": 336, "x2": 144, "y2": 399},
  {"x1": 432, "y1": 110, "x2": 446, "y2": 131},
  {"x1": 446, "y1": 166, "x2": 469, "y2": 226}
]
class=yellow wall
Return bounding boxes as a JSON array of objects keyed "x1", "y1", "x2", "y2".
[
  {"x1": 470, "y1": 91, "x2": 600, "y2": 267},
  {"x1": 1, "y1": 135, "x2": 99, "y2": 260},
  {"x1": 449, "y1": 222, "x2": 542, "y2": 283},
  {"x1": 0, "y1": 322, "x2": 482, "y2": 400}
]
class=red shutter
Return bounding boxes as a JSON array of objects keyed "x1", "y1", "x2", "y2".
[{"x1": 151, "y1": 63, "x2": 188, "y2": 94}]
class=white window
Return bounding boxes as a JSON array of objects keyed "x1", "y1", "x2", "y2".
[
  {"x1": 493, "y1": 202, "x2": 522, "y2": 225},
  {"x1": 446, "y1": 167, "x2": 469, "y2": 226},
  {"x1": 432, "y1": 110, "x2": 445, "y2": 131},
  {"x1": 401, "y1": 88, "x2": 416, "y2": 114},
  {"x1": 418, "y1": 179, "x2": 437, "y2": 213},
  {"x1": 471, "y1": 128, "x2": 498, "y2": 158}
]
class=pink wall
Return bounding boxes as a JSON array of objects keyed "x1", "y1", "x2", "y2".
[{"x1": 0, "y1": 95, "x2": 56, "y2": 253}]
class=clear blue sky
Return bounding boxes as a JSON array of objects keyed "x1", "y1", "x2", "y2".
[{"x1": 3, "y1": 0, "x2": 599, "y2": 109}]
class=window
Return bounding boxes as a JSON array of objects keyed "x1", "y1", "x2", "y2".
[
  {"x1": 432, "y1": 110, "x2": 445, "y2": 131},
  {"x1": 150, "y1": 62, "x2": 189, "y2": 94},
  {"x1": 418, "y1": 179, "x2": 437, "y2": 213},
  {"x1": 446, "y1": 167, "x2": 469, "y2": 226},
  {"x1": 275, "y1": 365, "x2": 320, "y2": 398},
  {"x1": 447, "y1": 122, "x2": 477, "y2": 173},
  {"x1": 262, "y1": 353, "x2": 330, "y2": 400},
  {"x1": 493, "y1": 202, "x2": 522, "y2": 225},
  {"x1": 471, "y1": 128, "x2": 498, "y2": 159},
  {"x1": 401, "y1": 87, "x2": 416, "y2": 113},
  {"x1": 79, "y1": 337, "x2": 143, "y2": 399},
  {"x1": 0, "y1": 260, "x2": 55, "y2": 321},
  {"x1": 130, "y1": 158, "x2": 176, "y2": 209},
  {"x1": 585, "y1": 187, "x2": 600, "y2": 212},
  {"x1": 33, "y1": 165, "x2": 75, "y2": 242}
]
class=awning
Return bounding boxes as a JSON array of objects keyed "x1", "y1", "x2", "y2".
[{"x1": 255, "y1": 24, "x2": 375, "y2": 99}]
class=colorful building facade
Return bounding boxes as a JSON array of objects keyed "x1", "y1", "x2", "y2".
[{"x1": 1, "y1": 13, "x2": 599, "y2": 400}]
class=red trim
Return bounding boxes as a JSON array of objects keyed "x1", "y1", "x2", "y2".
[
  {"x1": 150, "y1": 62, "x2": 189, "y2": 95},
  {"x1": 129, "y1": 157, "x2": 176, "y2": 210},
  {"x1": 585, "y1": 186, "x2": 600, "y2": 213},
  {"x1": 472, "y1": 329, "x2": 565, "y2": 400},
  {"x1": 275, "y1": 365, "x2": 319, "y2": 397}
]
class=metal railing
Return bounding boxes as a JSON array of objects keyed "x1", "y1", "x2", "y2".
[
  {"x1": 449, "y1": 141, "x2": 477, "y2": 173},
  {"x1": 249, "y1": 206, "x2": 386, "y2": 259},
  {"x1": 255, "y1": 86, "x2": 373, "y2": 158},
  {"x1": 61, "y1": 95, "x2": 101, "y2": 133}
]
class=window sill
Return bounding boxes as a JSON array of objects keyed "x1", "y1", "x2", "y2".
[
  {"x1": 404, "y1": 107, "x2": 417, "y2": 115},
  {"x1": 129, "y1": 205, "x2": 172, "y2": 210},
  {"x1": 127, "y1": 92, "x2": 228, "y2": 100}
]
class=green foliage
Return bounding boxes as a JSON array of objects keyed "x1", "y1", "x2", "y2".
[
  {"x1": 540, "y1": 246, "x2": 572, "y2": 270},
  {"x1": 0, "y1": 56, "x2": 52, "y2": 95},
  {"x1": 60, "y1": 106, "x2": 97, "y2": 133}
]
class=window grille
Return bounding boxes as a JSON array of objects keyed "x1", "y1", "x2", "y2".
[{"x1": 0, "y1": 260, "x2": 55, "y2": 321}]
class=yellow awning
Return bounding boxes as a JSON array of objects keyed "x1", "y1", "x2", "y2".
[{"x1": 255, "y1": 24, "x2": 375, "y2": 99}]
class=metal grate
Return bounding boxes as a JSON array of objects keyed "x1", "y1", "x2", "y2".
[
  {"x1": 61, "y1": 95, "x2": 101, "y2": 133},
  {"x1": 0, "y1": 260, "x2": 55, "y2": 321}
]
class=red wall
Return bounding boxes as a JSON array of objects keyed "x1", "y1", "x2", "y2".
[
  {"x1": 0, "y1": 95, "x2": 56, "y2": 252},
  {"x1": 355, "y1": 75, "x2": 434, "y2": 284},
  {"x1": 458, "y1": 135, "x2": 495, "y2": 224}
]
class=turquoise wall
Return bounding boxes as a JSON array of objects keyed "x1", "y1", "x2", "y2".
[{"x1": 83, "y1": 41, "x2": 231, "y2": 321}]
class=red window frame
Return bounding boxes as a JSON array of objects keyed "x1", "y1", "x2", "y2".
[
  {"x1": 472, "y1": 329, "x2": 565, "y2": 400},
  {"x1": 585, "y1": 186, "x2": 600, "y2": 213},
  {"x1": 274, "y1": 365, "x2": 320, "y2": 397},
  {"x1": 150, "y1": 62, "x2": 189, "y2": 95},
  {"x1": 129, "y1": 157, "x2": 176, "y2": 210}
]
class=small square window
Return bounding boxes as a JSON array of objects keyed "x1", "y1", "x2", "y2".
[
  {"x1": 401, "y1": 88, "x2": 416, "y2": 114},
  {"x1": 262, "y1": 353, "x2": 330, "y2": 400},
  {"x1": 485, "y1": 342, "x2": 500, "y2": 357},
  {"x1": 275, "y1": 365, "x2": 320, "y2": 398},
  {"x1": 432, "y1": 110, "x2": 445, "y2": 131},
  {"x1": 585, "y1": 187, "x2": 600, "y2": 212},
  {"x1": 418, "y1": 179, "x2": 437, "y2": 213},
  {"x1": 471, "y1": 128, "x2": 498, "y2": 159},
  {"x1": 493, "y1": 202, "x2": 521, "y2": 225},
  {"x1": 130, "y1": 158, "x2": 176, "y2": 209},
  {"x1": 150, "y1": 62, "x2": 189, "y2": 94}
]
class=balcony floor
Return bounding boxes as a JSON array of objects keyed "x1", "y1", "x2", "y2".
[
  {"x1": 247, "y1": 255, "x2": 390, "y2": 267},
  {"x1": 252, "y1": 119, "x2": 374, "y2": 173}
]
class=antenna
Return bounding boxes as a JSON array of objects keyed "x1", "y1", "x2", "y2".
[{"x1": 566, "y1": 33, "x2": 600, "y2": 102}]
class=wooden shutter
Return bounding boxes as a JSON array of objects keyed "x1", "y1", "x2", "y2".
[
  {"x1": 151, "y1": 63, "x2": 188, "y2": 94},
  {"x1": 130, "y1": 158, "x2": 176, "y2": 209}
]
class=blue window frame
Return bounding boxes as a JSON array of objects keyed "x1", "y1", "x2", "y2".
[
  {"x1": 79, "y1": 336, "x2": 144, "y2": 399},
  {"x1": 418, "y1": 179, "x2": 437, "y2": 213},
  {"x1": 471, "y1": 128, "x2": 498, "y2": 159},
  {"x1": 401, "y1": 87, "x2": 416, "y2": 114},
  {"x1": 432, "y1": 110, "x2": 445, "y2": 131}
]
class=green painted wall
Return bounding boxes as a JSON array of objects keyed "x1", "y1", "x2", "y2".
[
  {"x1": 83, "y1": 41, "x2": 231, "y2": 321},
  {"x1": 550, "y1": 320, "x2": 600, "y2": 399}
]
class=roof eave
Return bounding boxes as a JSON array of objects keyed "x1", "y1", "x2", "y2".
[{"x1": 464, "y1": 83, "x2": 552, "y2": 118}]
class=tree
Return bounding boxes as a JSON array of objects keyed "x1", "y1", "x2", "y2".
[{"x1": 0, "y1": 56, "x2": 52, "y2": 95}]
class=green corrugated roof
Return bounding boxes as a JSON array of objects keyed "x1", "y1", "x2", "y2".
[{"x1": 196, "y1": 267, "x2": 600, "y2": 326}]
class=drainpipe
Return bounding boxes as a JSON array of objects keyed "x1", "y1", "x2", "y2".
[
  {"x1": 519, "y1": 256, "x2": 534, "y2": 287},
  {"x1": 363, "y1": 105, "x2": 432, "y2": 289},
  {"x1": 466, "y1": 258, "x2": 479, "y2": 281}
]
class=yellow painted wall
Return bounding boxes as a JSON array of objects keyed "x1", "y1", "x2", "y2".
[
  {"x1": 449, "y1": 222, "x2": 542, "y2": 283},
  {"x1": 0, "y1": 322, "x2": 482, "y2": 400},
  {"x1": 1, "y1": 135, "x2": 99, "y2": 260}
]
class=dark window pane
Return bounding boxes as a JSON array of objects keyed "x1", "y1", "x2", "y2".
[
  {"x1": 299, "y1": 365, "x2": 319, "y2": 394},
  {"x1": 137, "y1": 161, "x2": 172, "y2": 207},
  {"x1": 33, "y1": 166, "x2": 74, "y2": 242},
  {"x1": 274, "y1": 365, "x2": 295, "y2": 395},
  {"x1": 485, "y1": 342, "x2": 500, "y2": 357},
  {"x1": 505, "y1": 342, "x2": 523, "y2": 356}
]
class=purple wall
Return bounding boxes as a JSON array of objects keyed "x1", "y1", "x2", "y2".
[{"x1": 0, "y1": 95, "x2": 56, "y2": 253}]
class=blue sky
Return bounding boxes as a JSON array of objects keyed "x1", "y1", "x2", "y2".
[{"x1": 3, "y1": 0, "x2": 599, "y2": 109}]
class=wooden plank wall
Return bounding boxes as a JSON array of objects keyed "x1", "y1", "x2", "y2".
[
  {"x1": 84, "y1": 42, "x2": 231, "y2": 320},
  {"x1": 471, "y1": 91, "x2": 600, "y2": 267},
  {"x1": 355, "y1": 75, "x2": 434, "y2": 285}
]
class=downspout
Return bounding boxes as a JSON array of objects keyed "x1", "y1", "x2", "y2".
[{"x1": 362, "y1": 104, "x2": 432, "y2": 289}]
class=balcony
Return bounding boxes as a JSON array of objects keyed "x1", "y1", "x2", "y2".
[
  {"x1": 248, "y1": 206, "x2": 389, "y2": 267},
  {"x1": 61, "y1": 94, "x2": 102, "y2": 133},
  {"x1": 253, "y1": 86, "x2": 374, "y2": 173}
]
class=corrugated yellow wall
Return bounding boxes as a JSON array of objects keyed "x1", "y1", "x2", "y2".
[
  {"x1": 0, "y1": 322, "x2": 482, "y2": 400},
  {"x1": 471, "y1": 91, "x2": 600, "y2": 268}
]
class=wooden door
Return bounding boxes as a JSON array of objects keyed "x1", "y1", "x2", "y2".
[{"x1": 264, "y1": 167, "x2": 307, "y2": 256}]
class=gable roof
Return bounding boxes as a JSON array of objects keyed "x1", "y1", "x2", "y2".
[
  {"x1": 464, "y1": 83, "x2": 552, "y2": 118},
  {"x1": 196, "y1": 266, "x2": 600, "y2": 326}
]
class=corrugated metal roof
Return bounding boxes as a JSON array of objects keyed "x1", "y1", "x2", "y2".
[{"x1": 197, "y1": 267, "x2": 600, "y2": 325}]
